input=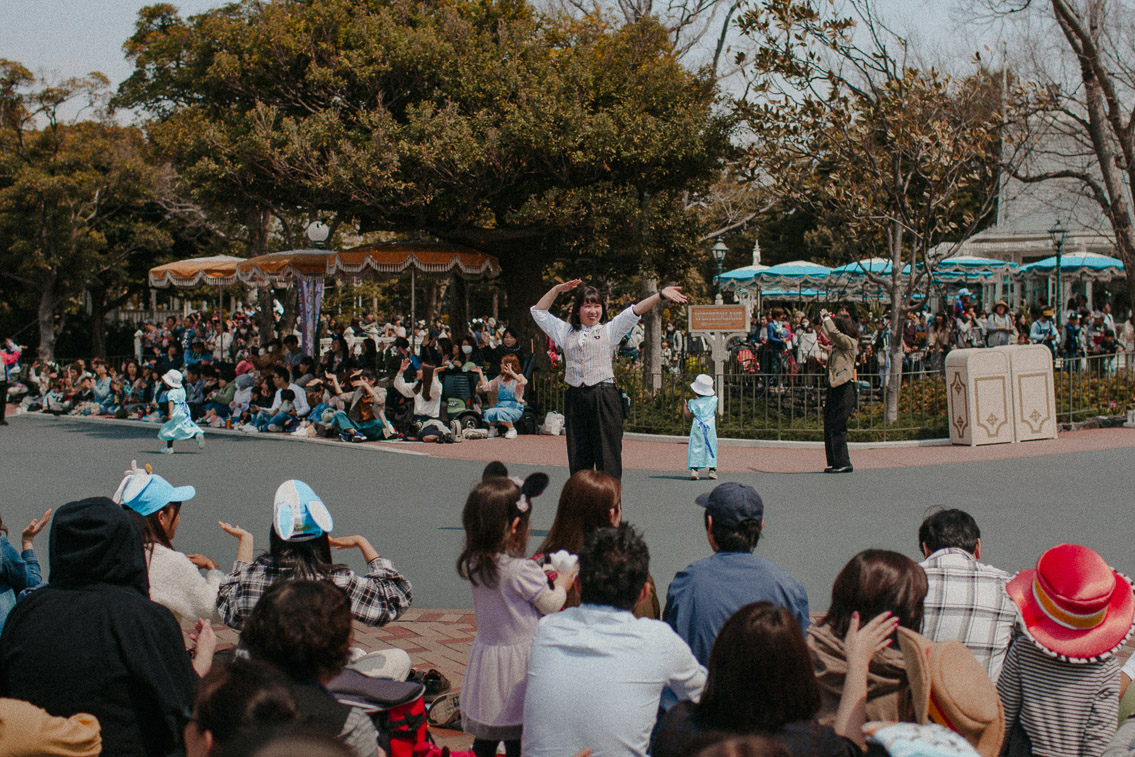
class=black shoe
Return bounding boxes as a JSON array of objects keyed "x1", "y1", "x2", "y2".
[
  {"x1": 830, "y1": 465, "x2": 854, "y2": 474},
  {"x1": 823, "y1": 466, "x2": 834, "y2": 473},
  {"x1": 0, "y1": 419, "x2": 8, "y2": 426}
]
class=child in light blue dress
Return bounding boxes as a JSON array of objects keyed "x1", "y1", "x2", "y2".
[
  {"x1": 684, "y1": 373, "x2": 718, "y2": 480},
  {"x1": 157, "y1": 370, "x2": 205, "y2": 454}
]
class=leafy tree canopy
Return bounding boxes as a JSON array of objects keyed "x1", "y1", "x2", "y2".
[{"x1": 116, "y1": 0, "x2": 733, "y2": 332}]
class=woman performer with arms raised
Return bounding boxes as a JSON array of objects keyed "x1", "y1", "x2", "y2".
[{"x1": 531, "y1": 279, "x2": 686, "y2": 478}]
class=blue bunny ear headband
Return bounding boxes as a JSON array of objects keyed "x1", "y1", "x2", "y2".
[{"x1": 273, "y1": 479, "x2": 334, "y2": 542}]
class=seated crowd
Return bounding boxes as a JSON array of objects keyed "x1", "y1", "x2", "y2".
[
  {"x1": 1, "y1": 307, "x2": 533, "y2": 443},
  {"x1": 1, "y1": 463, "x2": 1134, "y2": 757}
]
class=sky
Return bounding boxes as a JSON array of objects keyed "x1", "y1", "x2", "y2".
[{"x1": 1, "y1": 0, "x2": 1000, "y2": 103}]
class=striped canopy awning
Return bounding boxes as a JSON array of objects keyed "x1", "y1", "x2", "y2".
[{"x1": 148, "y1": 256, "x2": 243, "y2": 288}]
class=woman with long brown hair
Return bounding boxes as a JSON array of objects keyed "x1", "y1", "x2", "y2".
[
  {"x1": 537, "y1": 470, "x2": 659, "y2": 618},
  {"x1": 807, "y1": 549, "x2": 928, "y2": 725},
  {"x1": 394, "y1": 357, "x2": 452, "y2": 441}
]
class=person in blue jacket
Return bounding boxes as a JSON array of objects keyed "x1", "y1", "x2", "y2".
[{"x1": 0, "y1": 507, "x2": 51, "y2": 633}]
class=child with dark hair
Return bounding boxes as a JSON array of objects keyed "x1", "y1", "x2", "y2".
[
  {"x1": 456, "y1": 474, "x2": 574, "y2": 757},
  {"x1": 183, "y1": 658, "x2": 299, "y2": 757}
]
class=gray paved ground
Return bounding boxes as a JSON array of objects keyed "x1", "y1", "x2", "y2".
[{"x1": 1, "y1": 413, "x2": 1130, "y2": 611}]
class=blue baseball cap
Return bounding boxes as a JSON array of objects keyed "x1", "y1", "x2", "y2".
[
  {"x1": 273, "y1": 480, "x2": 333, "y2": 542},
  {"x1": 695, "y1": 482, "x2": 764, "y2": 528},
  {"x1": 113, "y1": 470, "x2": 196, "y2": 517}
]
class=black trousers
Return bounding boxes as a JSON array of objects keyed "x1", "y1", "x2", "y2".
[
  {"x1": 565, "y1": 383, "x2": 624, "y2": 479},
  {"x1": 824, "y1": 380, "x2": 856, "y2": 468},
  {"x1": 0, "y1": 381, "x2": 8, "y2": 422}
]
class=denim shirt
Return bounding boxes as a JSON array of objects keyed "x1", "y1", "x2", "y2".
[{"x1": 0, "y1": 535, "x2": 43, "y2": 633}]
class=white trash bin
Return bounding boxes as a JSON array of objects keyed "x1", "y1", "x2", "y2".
[
  {"x1": 945, "y1": 348, "x2": 1015, "y2": 446},
  {"x1": 993, "y1": 344, "x2": 1057, "y2": 442}
]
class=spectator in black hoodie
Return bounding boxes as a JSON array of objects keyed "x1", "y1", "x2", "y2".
[{"x1": 0, "y1": 497, "x2": 197, "y2": 757}]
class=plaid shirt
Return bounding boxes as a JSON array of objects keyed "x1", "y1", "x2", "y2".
[
  {"x1": 919, "y1": 548, "x2": 1018, "y2": 681},
  {"x1": 216, "y1": 555, "x2": 412, "y2": 630}
]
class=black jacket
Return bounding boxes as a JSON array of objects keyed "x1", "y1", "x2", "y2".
[{"x1": 0, "y1": 497, "x2": 197, "y2": 757}]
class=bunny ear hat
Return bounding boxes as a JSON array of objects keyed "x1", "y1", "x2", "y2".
[
  {"x1": 113, "y1": 460, "x2": 195, "y2": 517},
  {"x1": 273, "y1": 480, "x2": 333, "y2": 542}
]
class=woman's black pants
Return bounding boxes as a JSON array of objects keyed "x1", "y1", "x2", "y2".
[
  {"x1": 564, "y1": 383, "x2": 624, "y2": 479},
  {"x1": 824, "y1": 380, "x2": 856, "y2": 469}
]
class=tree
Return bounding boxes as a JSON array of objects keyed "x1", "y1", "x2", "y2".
[
  {"x1": 733, "y1": 0, "x2": 1007, "y2": 421},
  {"x1": 115, "y1": 0, "x2": 730, "y2": 357},
  {"x1": 970, "y1": 0, "x2": 1135, "y2": 309},
  {"x1": 0, "y1": 61, "x2": 172, "y2": 361}
]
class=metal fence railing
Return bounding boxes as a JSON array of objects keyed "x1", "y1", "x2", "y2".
[
  {"x1": 526, "y1": 364, "x2": 950, "y2": 443},
  {"x1": 525, "y1": 351, "x2": 1135, "y2": 442},
  {"x1": 1053, "y1": 352, "x2": 1135, "y2": 423}
]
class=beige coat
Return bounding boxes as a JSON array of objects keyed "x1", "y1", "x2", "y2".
[
  {"x1": 821, "y1": 317, "x2": 858, "y2": 387},
  {"x1": 807, "y1": 622, "x2": 915, "y2": 727}
]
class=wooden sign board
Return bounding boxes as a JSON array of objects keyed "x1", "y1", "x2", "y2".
[{"x1": 688, "y1": 304, "x2": 749, "y2": 334}]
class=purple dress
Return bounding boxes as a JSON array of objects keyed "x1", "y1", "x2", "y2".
[{"x1": 460, "y1": 555, "x2": 549, "y2": 740}]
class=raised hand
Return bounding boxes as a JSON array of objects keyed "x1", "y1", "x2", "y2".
[
  {"x1": 660, "y1": 285, "x2": 687, "y2": 304},
  {"x1": 21, "y1": 509, "x2": 52, "y2": 550},
  {"x1": 844, "y1": 610, "x2": 899, "y2": 669},
  {"x1": 218, "y1": 521, "x2": 251, "y2": 540},
  {"x1": 557, "y1": 279, "x2": 583, "y2": 294}
]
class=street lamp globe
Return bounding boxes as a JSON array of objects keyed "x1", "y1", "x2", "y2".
[
  {"x1": 712, "y1": 239, "x2": 729, "y2": 264},
  {"x1": 306, "y1": 221, "x2": 330, "y2": 248}
]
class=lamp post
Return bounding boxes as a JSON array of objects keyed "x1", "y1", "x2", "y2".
[
  {"x1": 1048, "y1": 220, "x2": 1067, "y2": 328},
  {"x1": 712, "y1": 238, "x2": 728, "y2": 304}
]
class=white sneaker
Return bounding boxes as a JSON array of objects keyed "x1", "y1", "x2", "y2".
[
  {"x1": 160, "y1": 447, "x2": 174, "y2": 455},
  {"x1": 196, "y1": 433, "x2": 205, "y2": 450},
  {"x1": 504, "y1": 427, "x2": 517, "y2": 439},
  {"x1": 267, "y1": 423, "x2": 282, "y2": 432},
  {"x1": 488, "y1": 427, "x2": 499, "y2": 438},
  {"x1": 690, "y1": 469, "x2": 699, "y2": 480},
  {"x1": 708, "y1": 469, "x2": 718, "y2": 479}
]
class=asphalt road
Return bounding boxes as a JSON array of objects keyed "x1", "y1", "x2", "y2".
[{"x1": 1, "y1": 414, "x2": 1128, "y2": 611}]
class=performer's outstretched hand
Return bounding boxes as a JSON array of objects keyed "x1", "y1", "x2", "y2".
[{"x1": 556, "y1": 279, "x2": 583, "y2": 294}]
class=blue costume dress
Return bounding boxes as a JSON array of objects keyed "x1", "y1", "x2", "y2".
[
  {"x1": 483, "y1": 379, "x2": 525, "y2": 424},
  {"x1": 158, "y1": 386, "x2": 204, "y2": 441},
  {"x1": 686, "y1": 395, "x2": 718, "y2": 470}
]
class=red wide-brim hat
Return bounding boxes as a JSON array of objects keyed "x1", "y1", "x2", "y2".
[{"x1": 1006, "y1": 543, "x2": 1135, "y2": 663}]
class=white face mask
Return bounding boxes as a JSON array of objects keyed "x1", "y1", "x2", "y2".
[{"x1": 462, "y1": 345, "x2": 473, "y2": 355}]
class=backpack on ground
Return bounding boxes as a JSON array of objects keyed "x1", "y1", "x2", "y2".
[{"x1": 327, "y1": 670, "x2": 429, "y2": 757}]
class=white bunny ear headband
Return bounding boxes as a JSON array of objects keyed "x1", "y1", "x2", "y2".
[{"x1": 112, "y1": 460, "x2": 152, "y2": 504}]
